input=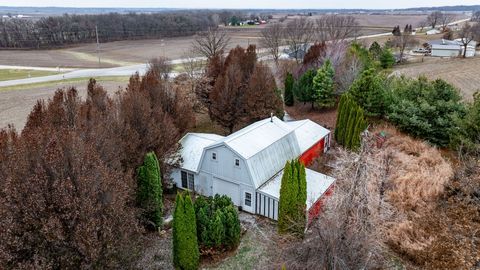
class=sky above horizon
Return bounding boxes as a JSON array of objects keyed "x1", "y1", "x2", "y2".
[{"x1": 0, "y1": 0, "x2": 478, "y2": 10}]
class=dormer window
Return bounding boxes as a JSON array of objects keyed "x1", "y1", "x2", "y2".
[
  {"x1": 212, "y1": 152, "x2": 217, "y2": 160},
  {"x1": 235, "y1": 159, "x2": 240, "y2": 167}
]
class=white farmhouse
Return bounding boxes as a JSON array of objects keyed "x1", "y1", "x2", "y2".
[
  {"x1": 429, "y1": 39, "x2": 477, "y2": 58},
  {"x1": 169, "y1": 116, "x2": 335, "y2": 221}
]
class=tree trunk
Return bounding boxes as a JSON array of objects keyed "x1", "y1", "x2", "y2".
[{"x1": 463, "y1": 45, "x2": 467, "y2": 58}]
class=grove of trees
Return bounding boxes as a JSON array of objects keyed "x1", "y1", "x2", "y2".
[
  {"x1": 0, "y1": 64, "x2": 194, "y2": 268},
  {"x1": 0, "y1": 11, "x2": 218, "y2": 48}
]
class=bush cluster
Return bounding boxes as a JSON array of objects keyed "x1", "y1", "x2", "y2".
[{"x1": 194, "y1": 195, "x2": 241, "y2": 250}]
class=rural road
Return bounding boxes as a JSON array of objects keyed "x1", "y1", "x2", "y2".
[{"x1": 0, "y1": 17, "x2": 471, "y2": 88}]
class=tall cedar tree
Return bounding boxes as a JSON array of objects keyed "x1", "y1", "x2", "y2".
[
  {"x1": 137, "y1": 152, "x2": 163, "y2": 228},
  {"x1": 334, "y1": 94, "x2": 367, "y2": 150},
  {"x1": 294, "y1": 69, "x2": 316, "y2": 109},
  {"x1": 173, "y1": 193, "x2": 199, "y2": 270},
  {"x1": 349, "y1": 68, "x2": 385, "y2": 117},
  {"x1": 207, "y1": 45, "x2": 282, "y2": 133},
  {"x1": 284, "y1": 72, "x2": 295, "y2": 106},
  {"x1": 278, "y1": 160, "x2": 307, "y2": 236},
  {"x1": 313, "y1": 59, "x2": 336, "y2": 109}
]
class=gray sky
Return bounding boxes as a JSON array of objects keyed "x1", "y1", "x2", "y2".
[{"x1": 0, "y1": 0, "x2": 478, "y2": 9}]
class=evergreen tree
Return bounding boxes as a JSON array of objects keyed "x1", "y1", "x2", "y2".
[
  {"x1": 313, "y1": 60, "x2": 336, "y2": 109},
  {"x1": 379, "y1": 47, "x2": 395, "y2": 69},
  {"x1": 284, "y1": 72, "x2": 295, "y2": 106},
  {"x1": 278, "y1": 160, "x2": 293, "y2": 233},
  {"x1": 369, "y1": 41, "x2": 382, "y2": 60},
  {"x1": 294, "y1": 69, "x2": 316, "y2": 108},
  {"x1": 334, "y1": 94, "x2": 348, "y2": 144},
  {"x1": 349, "y1": 68, "x2": 385, "y2": 117},
  {"x1": 334, "y1": 94, "x2": 367, "y2": 151},
  {"x1": 137, "y1": 152, "x2": 163, "y2": 228},
  {"x1": 173, "y1": 193, "x2": 199, "y2": 270}
]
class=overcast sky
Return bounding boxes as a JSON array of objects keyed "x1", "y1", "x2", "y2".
[{"x1": 0, "y1": 0, "x2": 478, "y2": 9}]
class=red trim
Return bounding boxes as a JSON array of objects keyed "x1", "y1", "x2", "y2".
[
  {"x1": 307, "y1": 184, "x2": 335, "y2": 224},
  {"x1": 299, "y1": 138, "x2": 325, "y2": 166}
]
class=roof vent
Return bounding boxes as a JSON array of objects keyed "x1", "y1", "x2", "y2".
[{"x1": 270, "y1": 112, "x2": 273, "y2": 122}]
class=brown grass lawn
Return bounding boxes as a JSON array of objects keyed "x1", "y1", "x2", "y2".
[{"x1": 285, "y1": 102, "x2": 338, "y2": 130}]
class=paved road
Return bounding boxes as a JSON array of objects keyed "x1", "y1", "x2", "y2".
[{"x1": 0, "y1": 17, "x2": 471, "y2": 88}]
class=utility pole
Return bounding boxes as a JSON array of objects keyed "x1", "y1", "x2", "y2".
[{"x1": 95, "y1": 25, "x2": 101, "y2": 67}]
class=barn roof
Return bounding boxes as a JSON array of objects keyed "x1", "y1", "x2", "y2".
[
  {"x1": 285, "y1": 119, "x2": 330, "y2": 153},
  {"x1": 177, "y1": 133, "x2": 225, "y2": 172},
  {"x1": 207, "y1": 116, "x2": 303, "y2": 188},
  {"x1": 257, "y1": 168, "x2": 335, "y2": 210}
]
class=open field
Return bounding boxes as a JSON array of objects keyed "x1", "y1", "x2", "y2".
[
  {"x1": 0, "y1": 13, "x2": 467, "y2": 69},
  {"x1": 0, "y1": 77, "x2": 129, "y2": 130},
  {"x1": 0, "y1": 69, "x2": 59, "y2": 81},
  {"x1": 392, "y1": 55, "x2": 480, "y2": 101}
]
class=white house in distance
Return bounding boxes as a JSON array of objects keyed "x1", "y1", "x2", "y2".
[
  {"x1": 429, "y1": 39, "x2": 477, "y2": 58},
  {"x1": 169, "y1": 116, "x2": 335, "y2": 221}
]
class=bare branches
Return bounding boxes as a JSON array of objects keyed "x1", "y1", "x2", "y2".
[
  {"x1": 315, "y1": 15, "x2": 359, "y2": 43},
  {"x1": 260, "y1": 23, "x2": 284, "y2": 64},
  {"x1": 192, "y1": 27, "x2": 231, "y2": 60},
  {"x1": 392, "y1": 25, "x2": 418, "y2": 63},
  {"x1": 427, "y1": 11, "x2": 443, "y2": 29},
  {"x1": 283, "y1": 18, "x2": 314, "y2": 63},
  {"x1": 457, "y1": 23, "x2": 480, "y2": 58}
]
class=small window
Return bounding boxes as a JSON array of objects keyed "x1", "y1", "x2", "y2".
[
  {"x1": 181, "y1": 171, "x2": 194, "y2": 190},
  {"x1": 245, "y1": 192, "x2": 252, "y2": 206},
  {"x1": 235, "y1": 159, "x2": 240, "y2": 167},
  {"x1": 212, "y1": 152, "x2": 217, "y2": 160}
]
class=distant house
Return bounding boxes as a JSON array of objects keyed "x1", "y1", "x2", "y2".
[
  {"x1": 429, "y1": 39, "x2": 477, "y2": 58},
  {"x1": 426, "y1": 29, "x2": 441, "y2": 35},
  {"x1": 169, "y1": 117, "x2": 335, "y2": 222}
]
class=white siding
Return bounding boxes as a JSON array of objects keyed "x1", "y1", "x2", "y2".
[
  {"x1": 256, "y1": 192, "x2": 278, "y2": 220},
  {"x1": 431, "y1": 48, "x2": 460, "y2": 57},
  {"x1": 200, "y1": 146, "x2": 252, "y2": 186}
]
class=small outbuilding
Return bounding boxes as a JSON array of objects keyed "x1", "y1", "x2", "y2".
[
  {"x1": 429, "y1": 39, "x2": 477, "y2": 58},
  {"x1": 169, "y1": 116, "x2": 334, "y2": 221}
]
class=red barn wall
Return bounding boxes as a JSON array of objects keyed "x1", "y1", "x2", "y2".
[
  {"x1": 307, "y1": 184, "x2": 335, "y2": 224},
  {"x1": 299, "y1": 137, "x2": 325, "y2": 166}
]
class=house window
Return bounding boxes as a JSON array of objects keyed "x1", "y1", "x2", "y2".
[
  {"x1": 245, "y1": 192, "x2": 252, "y2": 206},
  {"x1": 212, "y1": 152, "x2": 217, "y2": 160},
  {"x1": 181, "y1": 171, "x2": 194, "y2": 190},
  {"x1": 235, "y1": 159, "x2": 240, "y2": 167}
]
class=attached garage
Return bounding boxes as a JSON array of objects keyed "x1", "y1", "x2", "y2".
[{"x1": 212, "y1": 177, "x2": 240, "y2": 206}]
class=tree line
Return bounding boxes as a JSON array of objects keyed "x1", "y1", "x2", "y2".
[{"x1": 0, "y1": 11, "x2": 218, "y2": 49}]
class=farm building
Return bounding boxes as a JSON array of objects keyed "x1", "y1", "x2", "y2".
[
  {"x1": 169, "y1": 116, "x2": 335, "y2": 222},
  {"x1": 429, "y1": 39, "x2": 477, "y2": 58}
]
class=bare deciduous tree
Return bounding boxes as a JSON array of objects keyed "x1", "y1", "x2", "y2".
[
  {"x1": 393, "y1": 25, "x2": 418, "y2": 63},
  {"x1": 149, "y1": 57, "x2": 172, "y2": 80},
  {"x1": 440, "y1": 13, "x2": 455, "y2": 31},
  {"x1": 427, "y1": 11, "x2": 443, "y2": 29},
  {"x1": 260, "y1": 23, "x2": 284, "y2": 64},
  {"x1": 315, "y1": 15, "x2": 359, "y2": 43},
  {"x1": 472, "y1": 11, "x2": 480, "y2": 22},
  {"x1": 284, "y1": 18, "x2": 314, "y2": 63},
  {"x1": 457, "y1": 23, "x2": 480, "y2": 58},
  {"x1": 192, "y1": 27, "x2": 231, "y2": 60}
]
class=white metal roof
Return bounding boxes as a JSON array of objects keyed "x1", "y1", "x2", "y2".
[
  {"x1": 285, "y1": 119, "x2": 330, "y2": 153},
  {"x1": 178, "y1": 133, "x2": 224, "y2": 172},
  {"x1": 257, "y1": 168, "x2": 335, "y2": 210}
]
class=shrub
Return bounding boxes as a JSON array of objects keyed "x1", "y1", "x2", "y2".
[
  {"x1": 387, "y1": 77, "x2": 465, "y2": 146},
  {"x1": 194, "y1": 195, "x2": 241, "y2": 250},
  {"x1": 450, "y1": 92, "x2": 480, "y2": 155},
  {"x1": 379, "y1": 48, "x2": 395, "y2": 69},
  {"x1": 294, "y1": 69, "x2": 316, "y2": 108},
  {"x1": 335, "y1": 94, "x2": 367, "y2": 150},
  {"x1": 137, "y1": 151, "x2": 163, "y2": 228}
]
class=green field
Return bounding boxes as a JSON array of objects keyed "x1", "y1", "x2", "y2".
[{"x1": 0, "y1": 69, "x2": 60, "y2": 81}]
